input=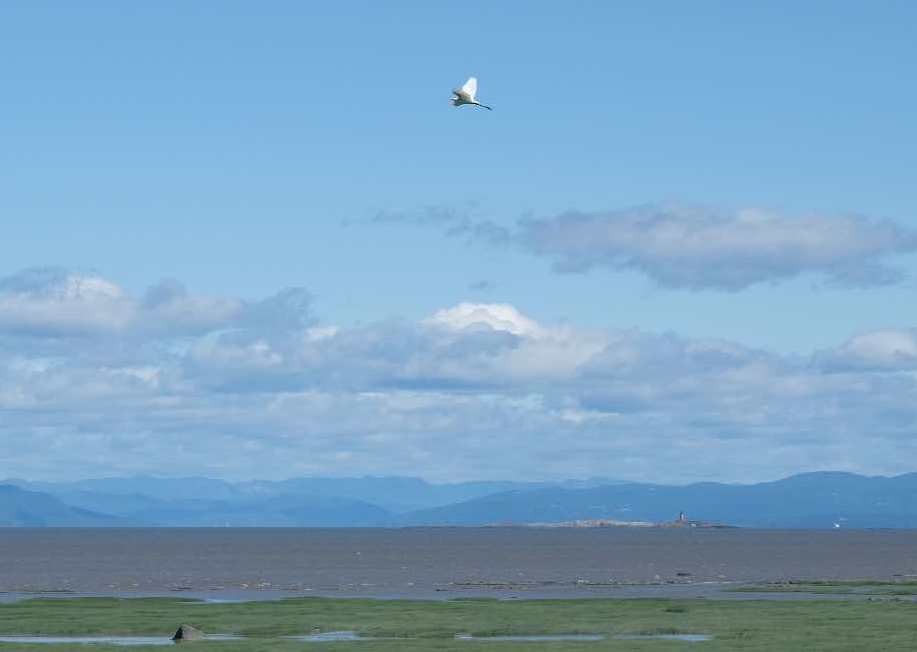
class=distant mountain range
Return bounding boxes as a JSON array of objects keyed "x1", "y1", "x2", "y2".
[
  {"x1": 6, "y1": 475, "x2": 619, "y2": 514},
  {"x1": 2, "y1": 472, "x2": 917, "y2": 528},
  {"x1": 0, "y1": 485, "x2": 128, "y2": 526}
]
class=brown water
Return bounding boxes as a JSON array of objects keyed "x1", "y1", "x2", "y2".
[{"x1": 1, "y1": 528, "x2": 916, "y2": 600}]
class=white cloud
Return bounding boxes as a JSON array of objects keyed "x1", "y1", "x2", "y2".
[
  {"x1": 0, "y1": 268, "x2": 243, "y2": 337},
  {"x1": 425, "y1": 302, "x2": 544, "y2": 337},
  {"x1": 2, "y1": 268, "x2": 917, "y2": 482},
  {"x1": 815, "y1": 329, "x2": 917, "y2": 371},
  {"x1": 0, "y1": 268, "x2": 133, "y2": 335}
]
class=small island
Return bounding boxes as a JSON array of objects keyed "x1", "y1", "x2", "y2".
[{"x1": 524, "y1": 511, "x2": 736, "y2": 529}]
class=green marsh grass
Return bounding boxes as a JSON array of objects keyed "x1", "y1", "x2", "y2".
[{"x1": 0, "y1": 596, "x2": 915, "y2": 650}]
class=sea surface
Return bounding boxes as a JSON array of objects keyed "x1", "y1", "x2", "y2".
[{"x1": 2, "y1": 528, "x2": 916, "y2": 601}]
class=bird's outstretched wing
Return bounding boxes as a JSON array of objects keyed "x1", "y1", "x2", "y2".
[{"x1": 461, "y1": 77, "x2": 477, "y2": 100}]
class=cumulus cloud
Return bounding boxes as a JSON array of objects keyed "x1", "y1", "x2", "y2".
[
  {"x1": 425, "y1": 302, "x2": 544, "y2": 337},
  {"x1": 140, "y1": 279, "x2": 242, "y2": 334},
  {"x1": 520, "y1": 205, "x2": 917, "y2": 290},
  {"x1": 2, "y1": 267, "x2": 917, "y2": 482},
  {"x1": 376, "y1": 203, "x2": 917, "y2": 291},
  {"x1": 0, "y1": 268, "x2": 133, "y2": 335},
  {"x1": 0, "y1": 268, "x2": 244, "y2": 337},
  {"x1": 239, "y1": 287, "x2": 314, "y2": 333},
  {"x1": 0, "y1": 269, "x2": 318, "y2": 341},
  {"x1": 815, "y1": 329, "x2": 917, "y2": 371}
]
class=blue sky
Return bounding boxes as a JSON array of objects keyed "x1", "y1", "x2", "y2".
[{"x1": 2, "y1": 2, "x2": 917, "y2": 482}]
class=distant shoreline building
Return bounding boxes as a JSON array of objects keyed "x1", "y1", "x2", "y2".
[{"x1": 523, "y1": 511, "x2": 734, "y2": 529}]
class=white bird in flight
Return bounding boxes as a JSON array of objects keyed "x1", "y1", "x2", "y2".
[{"x1": 451, "y1": 77, "x2": 492, "y2": 111}]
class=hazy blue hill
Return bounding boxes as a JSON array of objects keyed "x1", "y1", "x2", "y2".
[
  {"x1": 3, "y1": 483, "x2": 394, "y2": 526},
  {"x1": 238, "y1": 477, "x2": 560, "y2": 512},
  {"x1": 13, "y1": 476, "x2": 241, "y2": 502},
  {"x1": 399, "y1": 472, "x2": 917, "y2": 528},
  {"x1": 126, "y1": 494, "x2": 392, "y2": 527},
  {"x1": 8, "y1": 475, "x2": 594, "y2": 514},
  {"x1": 29, "y1": 490, "x2": 170, "y2": 517},
  {"x1": 6, "y1": 472, "x2": 917, "y2": 527},
  {"x1": 0, "y1": 485, "x2": 127, "y2": 526}
]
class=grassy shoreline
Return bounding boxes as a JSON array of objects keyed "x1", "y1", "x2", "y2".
[
  {"x1": 0, "y1": 595, "x2": 915, "y2": 650},
  {"x1": 731, "y1": 579, "x2": 917, "y2": 595}
]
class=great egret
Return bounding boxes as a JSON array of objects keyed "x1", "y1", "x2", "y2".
[{"x1": 451, "y1": 77, "x2": 492, "y2": 111}]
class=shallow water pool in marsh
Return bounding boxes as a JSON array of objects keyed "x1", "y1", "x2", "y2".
[
  {"x1": 454, "y1": 633, "x2": 606, "y2": 641},
  {"x1": 614, "y1": 633, "x2": 712, "y2": 642},
  {"x1": 0, "y1": 634, "x2": 242, "y2": 646}
]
